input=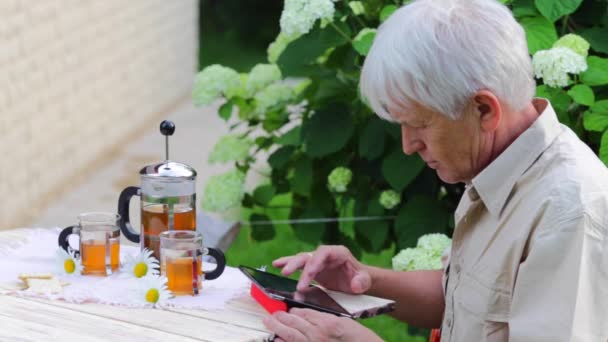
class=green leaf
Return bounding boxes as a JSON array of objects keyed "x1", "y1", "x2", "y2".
[
  {"x1": 584, "y1": 101, "x2": 608, "y2": 132},
  {"x1": 218, "y1": 100, "x2": 234, "y2": 121},
  {"x1": 379, "y1": 5, "x2": 397, "y2": 22},
  {"x1": 291, "y1": 205, "x2": 326, "y2": 244},
  {"x1": 276, "y1": 127, "x2": 301, "y2": 146},
  {"x1": 580, "y1": 28, "x2": 608, "y2": 54},
  {"x1": 536, "y1": 85, "x2": 571, "y2": 114},
  {"x1": 520, "y1": 16, "x2": 558, "y2": 54},
  {"x1": 278, "y1": 22, "x2": 351, "y2": 77},
  {"x1": 394, "y1": 196, "x2": 448, "y2": 249},
  {"x1": 303, "y1": 105, "x2": 354, "y2": 158},
  {"x1": 268, "y1": 146, "x2": 295, "y2": 170},
  {"x1": 567, "y1": 84, "x2": 595, "y2": 106},
  {"x1": 352, "y1": 29, "x2": 376, "y2": 56},
  {"x1": 338, "y1": 197, "x2": 356, "y2": 239},
  {"x1": 249, "y1": 214, "x2": 276, "y2": 241},
  {"x1": 233, "y1": 97, "x2": 254, "y2": 120},
  {"x1": 534, "y1": 0, "x2": 583, "y2": 22},
  {"x1": 313, "y1": 77, "x2": 356, "y2": 106},
  {"x1": 291, "y1": 157, "x2": 313, "y2": 197},
  {"x1": 382, "y1": 121, "x2": 401, "y2": 140},
  {"x1": 600, "y1": 130, "x2": 608, "y2": 166},
  {"x1": 253, "y1": 185, "x2": 276, "y2": 206},
  {"x1": 581, "y1": 57, "x2": 608, "y2": 86},
  {"x1": 381, "y1": 149, "x2": 425, "y2": 192},
  {"x1": 355, "y1": 197, "x2": 390, "y2": 252},
  {"x1": 359, "y1": 119, "x2": 386, "y2": 160},
  {"x1": 512, "y1": 0, "x2": 539, "y2": 17},
  {"x1": 255, "y1": 136, "x2": 273, "y2": 150}
]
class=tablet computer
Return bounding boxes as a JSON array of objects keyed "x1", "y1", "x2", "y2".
[{"x1": 239, "y1": 265, "x2": 395, "y2": 319}]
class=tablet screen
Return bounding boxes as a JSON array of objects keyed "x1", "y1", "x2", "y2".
[{"x1": 240, "y1": 266, "x2": 350, "y2": 315}]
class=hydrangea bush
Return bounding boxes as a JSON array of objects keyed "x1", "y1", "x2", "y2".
[
  {"x1": 392, "y1": 233, "x2": 451, "y2": 271},
  {"x1": 197, "y1": 0, "x2": 608, "y2": 259}
]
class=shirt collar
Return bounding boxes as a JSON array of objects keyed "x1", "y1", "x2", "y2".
[{"x1": 471, "y1": 99, "x2": 563, "y2": 217}]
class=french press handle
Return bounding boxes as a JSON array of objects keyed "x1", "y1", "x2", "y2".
[{"x1": 118, "y1": 186, "x2": 141, "y2": 243}]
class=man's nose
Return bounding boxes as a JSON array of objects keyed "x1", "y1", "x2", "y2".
[{"x1": 402, "y1": 129, "x2": 422, "y2": 155}]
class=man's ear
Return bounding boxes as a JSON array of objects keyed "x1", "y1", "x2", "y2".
[{"x1": 473, "y1": 90, "x2": 502, "y2": 133}]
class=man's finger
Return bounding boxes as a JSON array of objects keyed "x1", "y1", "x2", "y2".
[
  {"x1": 272, "y1": 255, "x2": 295, "y2": 267},
  {"x1": 297, "y1": 248, "x2": 332, "y2": 291},
  {"x1": 282, "y1": 253, "x2": 312, "y2": 276},
  {"x1": 350, "y1": 271, "x2": 371, "y2": 293},
  {"x1": 263, "y1": 315, "x2": 307, "y2": 342},
  {"x1": 290, "y1": 308, "x2": 331, "y2": 327},
  {"x1": 275, "y1": 311, "x2": 316, "y2": 339}
]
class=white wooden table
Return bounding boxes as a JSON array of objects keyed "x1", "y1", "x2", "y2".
[
  {"x1": 0, "y1": 228, "x2": 273, "y2": 342},
  {"x1": 0, "y1": 292, "x2": 274, "y2": 342}
]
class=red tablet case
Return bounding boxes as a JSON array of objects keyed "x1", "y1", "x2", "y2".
[{"x1": 250, "y1": 283, "x2": 287, "y2": 313}]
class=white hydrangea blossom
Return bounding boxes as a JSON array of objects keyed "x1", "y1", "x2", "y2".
[
  {"x1": 192, "y1": 65, "x2": 242, "y2": 105},
  {"x1": 532, "y1": 47, "x2": 588, "y2": 88},
  {"x1": 267, "y1": 33, "x2": 298, "y2": 63},
  {"x1": 392, "y1": 248, "x2": 420, "y2": 271},
  {"x1": 280, "y1": 0, "x2": 336, "y2": 37},
  {"x1": 327, "y1": 167, "x2": 353, "y2": 193},
  {"x1": 553, "y1": 34, "x2": 590, "y2": 57},
  {"x1": 417, "y1": 233, "x2": 451, "y2": 258},
  {"x1": 246, "y1": 64, "x2": 282, "y2": 96},
  {"x1": 392, "y1": 233, "x2": 452, "y2": 271},
  {"x1": 202, "y1": 170, "x2": 245, "y2": 212},
  {"x1": 379, "y1": 190, "x2": 401, "y2": 209},
  {"x1": 254, "y1": 83, "x2": 295, "y2": 115},
  {"x1": 208, "y1": 134, "x2": 253, "y2": 164}
]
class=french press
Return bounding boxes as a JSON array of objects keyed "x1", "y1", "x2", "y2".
[{"x1": 118, "y1": 120, "x2": 197, "y2": 260}]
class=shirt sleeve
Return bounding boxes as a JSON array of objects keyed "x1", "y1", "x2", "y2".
[{"x1": 509, "y1": 213, "x2": 608, "y2": 342}]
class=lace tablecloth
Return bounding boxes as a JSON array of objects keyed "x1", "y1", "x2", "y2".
[{"x1": 0, "y1": 228, "x2": 251, "y2": 310}]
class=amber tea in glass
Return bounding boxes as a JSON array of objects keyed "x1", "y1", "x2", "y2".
[
  {"x1": 160, "y1": 231, "x2": 226, "y2": 295},
  {"x1": 142, "y1": 203, "x2": 195, "y2": 260},
  {"x1": 81, "y1": 239, "x2": 120, "y2": 275},
  {"x1": 58, "y1": 212, "x2": 121, "y2": 276}
]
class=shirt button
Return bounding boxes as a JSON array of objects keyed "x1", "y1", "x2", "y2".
[
  {"x1": 463, "y1": 216, "x2": 468, "y2": 223},
  {"x1": 454, "y1": 264, "x2": 461, "y2": 274},
  {"x1": 446, "y1": 318, "x2": 452, "y2": 328}
]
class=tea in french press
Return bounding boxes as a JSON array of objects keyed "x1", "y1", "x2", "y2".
[{"x1": 117, "y1": 120, "x2": 197, "y2": 260}]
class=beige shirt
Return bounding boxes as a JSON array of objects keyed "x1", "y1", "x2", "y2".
[{"x1": 440, "y1": 99, "x2": 608, "y2": 342}]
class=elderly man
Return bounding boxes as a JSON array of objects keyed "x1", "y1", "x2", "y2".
[{"x1": 263, "y1": 0, "x2": 608, "y2": 341}]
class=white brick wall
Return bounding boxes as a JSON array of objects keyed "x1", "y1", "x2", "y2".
[{"x1": 0, "y1": 0, "x2": 199, "y2": 228}]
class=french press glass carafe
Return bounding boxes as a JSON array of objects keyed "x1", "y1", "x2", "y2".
[{"x1": 118, "y1": 121, "x2": 197, "y2": 260}]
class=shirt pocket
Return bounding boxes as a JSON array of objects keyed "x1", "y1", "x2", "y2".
[{"x1": 457, "y1": 272, "x2": 510, "y2": 341}]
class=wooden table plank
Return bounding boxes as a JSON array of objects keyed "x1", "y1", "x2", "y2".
[
  {"x1": 0, "y1": 295, "x2": 202, "y2": 342},
  {"x1": 0, "y1": 315, "x2": 112, "y2": 342},
  {"x1": 26, "y1": 296, "x2": 273, "y2": 342},
  {"x1": 166, "y1": 295, "x2": 271, "y2": 332}
]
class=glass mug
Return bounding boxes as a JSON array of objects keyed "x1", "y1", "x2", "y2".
[
  {"x1": 159, "y1": 231, "x2": 226, "y2": 295},
  {"x1": 58, "y1": 212, "x2": 121, "y2": 276}
]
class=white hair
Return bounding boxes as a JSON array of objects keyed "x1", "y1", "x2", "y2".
[{"x1": 360, "y1": 0, "x2": 535, "y2": 121}]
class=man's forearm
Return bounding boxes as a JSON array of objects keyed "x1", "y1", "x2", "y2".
[{"x1": 363, "y1": 266, "x2": 444, "y2": 328}]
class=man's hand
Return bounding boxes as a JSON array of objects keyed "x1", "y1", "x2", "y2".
[
  {"x1": 263, "y1": 308, "x2": 383, "y2": 342},
  {"x1": 272, "y1": 245, "x2": 371, "y2": 293}
]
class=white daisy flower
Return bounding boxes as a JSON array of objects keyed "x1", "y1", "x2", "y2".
[
  {"x1": 55, "y1": 248, "x2": 83, "y2": 276},
  {"x1": 139, "y1": 276, "x2": 172, "y2": 307},
  {"x1": 123, "y1": 249, "x2": 159, "y2": 278}
]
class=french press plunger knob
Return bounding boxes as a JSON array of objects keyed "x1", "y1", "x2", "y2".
[{"x1": 160, "y1": 120, "x2": 175, "y2": 161}]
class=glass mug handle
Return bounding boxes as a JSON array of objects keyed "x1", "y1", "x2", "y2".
[
  {"x1": 58, "y1": 226, "x2": 80, "y2": 257},
  {"x1": 118, "y1": 186, "x2": 141, "y2": 243},
  {"x1": 202, "y1": 247, "x2": 226, "y2": 280}
]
